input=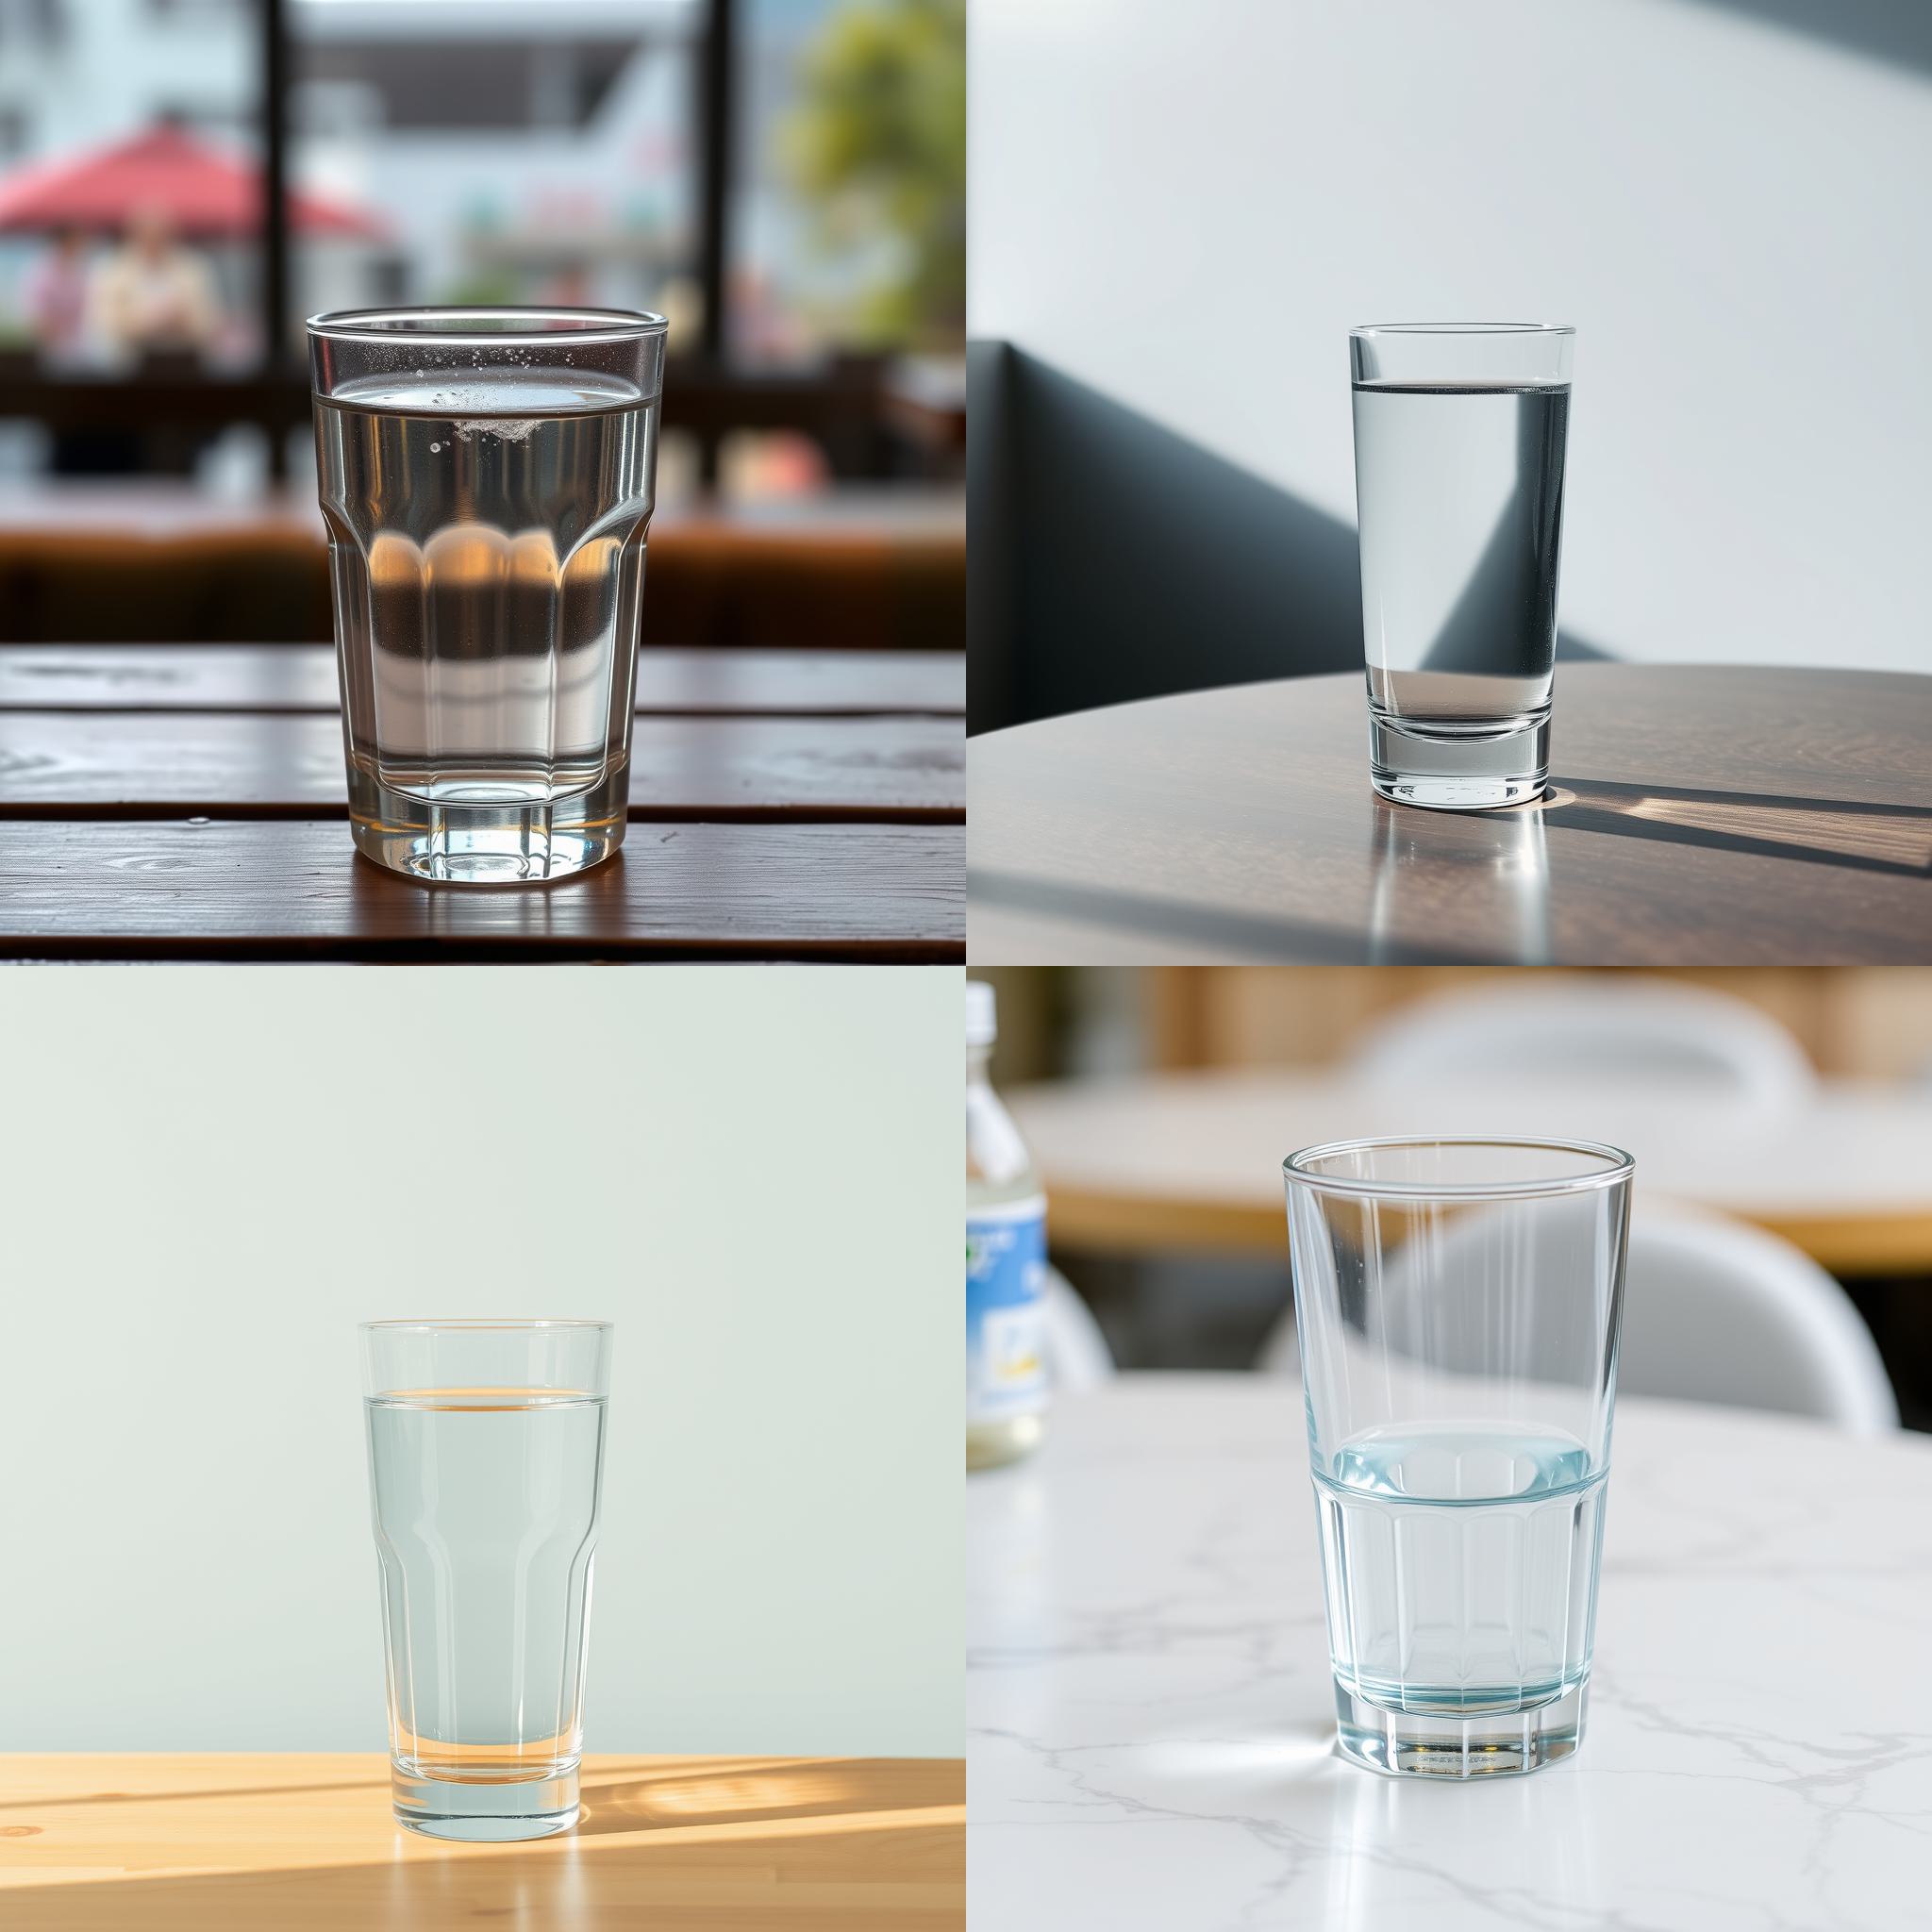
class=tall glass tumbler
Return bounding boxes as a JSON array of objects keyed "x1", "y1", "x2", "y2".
[
  {"x1": 1350, "y1": 324, "x2": 1574, "y2": 810},
  {"x1": 311, "y1": 308, "x2": 667, "y2": 883},
  {"x1": 1282, "y1": 1138, "x2": 1632, "y2": 1778},
  {"x1": 360, "y1": 1320, "x2": 612, "y2": 1840}
]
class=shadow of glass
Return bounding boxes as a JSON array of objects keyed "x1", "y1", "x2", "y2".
[
  {"x1": 1550, "y1": 778, "x2": 1931, "y2": 879},
  {"x1": 576, "y1": 1756, "x2": 962, "y2": 1839}
]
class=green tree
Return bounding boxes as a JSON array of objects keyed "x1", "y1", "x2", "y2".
[{"x1": 782, "y1": 0, "x2": 966, "y2": 351}]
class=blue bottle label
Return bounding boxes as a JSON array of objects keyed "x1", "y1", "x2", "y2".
[{"x1": 967, "y1": 1195, "x2": 1049, "y2": 1424}]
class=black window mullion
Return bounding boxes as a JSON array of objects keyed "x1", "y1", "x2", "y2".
[
  {"x1": 261, "y1": 0, "x2": 291, "y2": 478},
  {"x1": 694, "y1": 0, "x2": 736, "y2": 486}
]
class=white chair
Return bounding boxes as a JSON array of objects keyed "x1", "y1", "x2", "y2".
[
  {"x1": 1257, "y1": 1206, "x2": 1897, "y2": 1434},
  {"x1": 1348, "y1": 977, "x2": 1815, "y2": 1106},
  {"x1": 1613, "y1": 1208, "x2": 1896, "y2": 1432},
  {"x1": 1046, "y1": 1267, "x2": 1115, "y2": 1391}
]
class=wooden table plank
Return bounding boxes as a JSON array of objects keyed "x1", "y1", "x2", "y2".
[
  {"x1": 0, "y1": 821, "x2": 964, "y2": 961},
  {"x1": 968, "y1": 666, "x2": 1932, "y2": 965},
  {"x1": 0, "y1": 646, "x2": 965, "y2": 717},
  {"x1": 0, "y1": 1753, "x2": 965, "y2": 1930},
  {"x1": 0, "y1": 715, "x2": 963, "y2": 822}
]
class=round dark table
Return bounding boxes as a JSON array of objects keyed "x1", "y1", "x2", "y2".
[{"x1": 966, "y1": 665, "x2": 1932, "y2": 963}]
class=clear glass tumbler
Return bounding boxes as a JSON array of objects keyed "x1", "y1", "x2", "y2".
[
  {"x1": 1282, "y1": 1137, "x2": 1632, "y2": 1778},
  {"x1": 1350, "y1": 324, "x2": 1574, "y2": 810},
  {"x1": 360, "y1": 1319, "x2": 612, "y2": 1840},
  {"x1": 311, "y1": 308, "x2": 667, "y2": 883}
]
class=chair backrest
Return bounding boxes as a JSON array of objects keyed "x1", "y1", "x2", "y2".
[
  {"x1": 1257, "y1": 1206, "x2": 1897, "y2": 1433},
  {"x1": 1348, "y1": 977, "x2": 1815, "y2": 1106},
  {"x1": 1613, "y1": 1207, "x2": 1897, "y2": 1432}
]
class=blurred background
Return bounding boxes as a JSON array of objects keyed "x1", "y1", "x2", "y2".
[
  {"x1": 977, "y1": 966, "x2": 1932, "y2": 1433},
  {"x1": 967, "y1": 0, "x2": 1932, "y2": 729},
  {"x1": 0, "y1": 967, "x2": 958, "y2": 1755},
  {"x1": 0, "y1": 0, "x2": 962, "y2": 647}
]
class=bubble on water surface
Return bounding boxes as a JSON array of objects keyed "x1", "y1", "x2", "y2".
[{"x1": 455, "y1": 419, "x2": 539, "y2": 444}]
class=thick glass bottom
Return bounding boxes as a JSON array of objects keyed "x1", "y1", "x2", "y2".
[
  {"x1": 347, "y1": 768, "x2": 626, "y2": 884},
  {"x1": 391, "y1": 1761, "x2": 580, "y2": 1841},
  {"x1": 1368, "y1": 708, "x2": 1550, "y2": 811},
  {"x1": 1333, "y1": 1677, "x2": 1587, "y2": 1779}
]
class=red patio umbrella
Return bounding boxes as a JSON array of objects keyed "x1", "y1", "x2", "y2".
[{"x1": 0, "y1": 125, "x2": 388, "y2": 240}]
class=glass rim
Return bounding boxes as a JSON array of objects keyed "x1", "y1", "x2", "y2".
[
  {"x1": 1283, "y1": 1134, "x2": 1634, "y2": 1201},
  {"x1": 307, "y1": 305, "x2": 668, "y2": 346},
  {"x1": 1349, "y1": 322, "x2": 1574, "y2": 338},
  {"x1": 359, "y1": 1318, "x2": 613, "y2": 1333}
]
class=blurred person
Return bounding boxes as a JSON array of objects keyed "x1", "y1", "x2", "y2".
[
  {"x1": 89, "y1": 205, "x2": 220, "y2": 363},
  {"x1": 64, "y1": 205, "x2": 222, "y2": 475},
  {"x1": 24, "y1": 226, "x2": 92, "y2": 364}
]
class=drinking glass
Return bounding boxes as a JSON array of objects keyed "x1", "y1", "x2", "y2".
[
  {"x1": 311, "y1": 308, "x2": 667, "y2": 883},
  {"x1": 1350, "y1": 324, "x2": 1574, "y2": 809},
  {"x1": 1282, "y1": 1137, "x2": 1632, "y2": 1778},
  {"x1": 360, "y1": 1319, "x2": 612, "y2": 1840}
]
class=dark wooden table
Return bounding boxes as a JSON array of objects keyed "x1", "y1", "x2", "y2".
[
  {"x1": 968, "y1": 665, "x2": 1932, "y2": 964},
  {"x1": 0, "y1": 644, "x2": 963, "y2": 962}
]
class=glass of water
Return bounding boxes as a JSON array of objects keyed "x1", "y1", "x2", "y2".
[
  {"x1": 360, "y1": 1319, "x2": 612, "y2": 1839},
  {"x1": 1282, "y1": 1137, "x2": 1632, "y2": 1778},
  {"x1": 1350, "y1": 324, "x2": 1573, "y2": 810},
  {"x1": 310, "y1": 308, "x2": 667, "y2": 883}
]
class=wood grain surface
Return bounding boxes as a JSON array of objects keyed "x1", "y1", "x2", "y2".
[
  {"x1": 0, "y1": 645, "x2": 965, "y2": 717},
  {"x1": 0, "y1": 1754, "x2": 964, "y2": 1931},
  {"x1": 0, "y1": 715, "x2": 964, "y2": 820},
  {"x1": 0, "y1": 644, "x2": 965, "y2": 960},
  {"x1": 967, "y1": 666, "x2": 1932, "y2": 965},
  {"x1": 0, "y1": 821, "x2": 963, "y2": 961}
]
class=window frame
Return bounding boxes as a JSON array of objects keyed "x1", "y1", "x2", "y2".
[{"x1": 0, "y1": 0, "x2": 912, "y2": 487}]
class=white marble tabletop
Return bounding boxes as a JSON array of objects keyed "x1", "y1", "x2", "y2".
[{"x1": 968, "y1": 1375, "x2": 1932, "y2": 1931}]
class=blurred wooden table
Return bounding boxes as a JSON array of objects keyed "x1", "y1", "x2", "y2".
[
  {"x1": 0, "y1": 1754, "x2": 964, "y2": 1930},
  {"x1": 0, "y1": 644, "x2": 964, "y2": 962},
  {"x1": 1008, "y1": 1068, "x2": 1932, "y2": 1273},
  {"x1": 967, "y1": 666, "x2": 1932, "y2": 964}
]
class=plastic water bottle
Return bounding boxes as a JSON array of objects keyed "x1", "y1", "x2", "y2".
[{"x1": 967, "y1": 981, "x2": 1049, "y2": 1469}]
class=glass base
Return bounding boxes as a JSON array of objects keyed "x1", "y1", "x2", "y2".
[
  {"x1": 348, "y1": 775, "x2": 625, "y2": 885},
  {"x1": 391, "y1": 1762, "x2": 580, "y2": 1841},
  {"x1": 1333, "y1": 1678, "x2": 1586, "y2": 1779},
  {"x1": 1368, "y1": 709, "x2": 1550, "y2": 811}
]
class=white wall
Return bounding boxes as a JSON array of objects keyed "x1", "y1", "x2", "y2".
[
  {"x1": 970, "y1": 0, "x2": 1932, "y2": 672},
  {"x1": 0, "y1": 967, "x2": 960, "y2": 1758}
]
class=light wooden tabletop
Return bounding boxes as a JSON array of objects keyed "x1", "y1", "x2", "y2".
[{"x1": 0, "y1": 1754, "x2": 964, "y2": 1930}]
